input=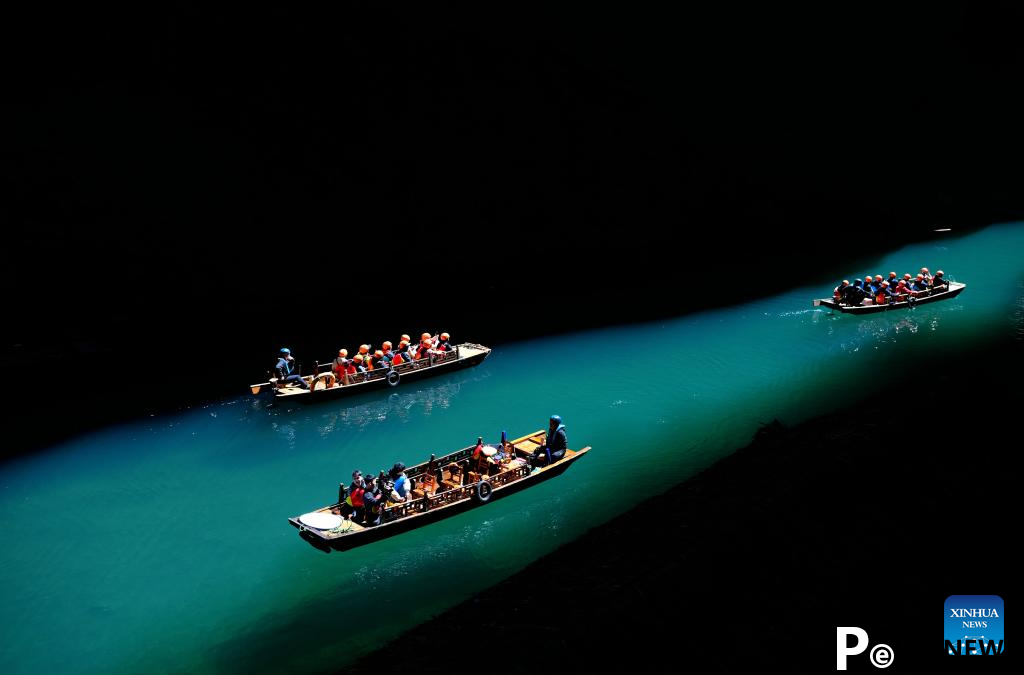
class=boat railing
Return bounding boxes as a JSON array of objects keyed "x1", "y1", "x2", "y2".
[
  {"x1": 310, "y1": 348, "x2": 460, "y2": 377},
  {"x1": 382, "y1": 463, "x2": 531, "y2": 522}
]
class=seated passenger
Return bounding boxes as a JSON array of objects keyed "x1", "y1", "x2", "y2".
[
  {"x1": 332, "y1": 349, "x2": 351, "y2": 384},
  {"x1": 361, "y1": 475, "x2": 383, "y2": 526},
  {"x1": 435, "y1": 332, "x2": 452, "y2": 352},
  {"x1": 390, "y1": 463, "x2": 411, "y2": 501},
  {"x1": 370, "y1": 350, "x2": 386, "y2": 370},
  {"x1": 875, "y1": 281, "x2": 892, "y2": 305},
  {"x1": 911, "y1": 274, "x2": 929, "y2": 293},
  {"x1": 352, "y1": 353, "x2": 367, "y2": 373},
  {"x1": 274, "y1": 348, "x2": 309, "y2": 389},
  {"x1": 920, "y1": 267, "x2": 932, "y2": 284},
  {"x1": 381, "y1": 341, "x2": 394, "y2": 363},
  {"x1": 887, "y1": 272, "x2": 898, "y2": 287},
  {"x1": 848, "y1": 279, "x2": 869, "y2": 306},
  {"x1": 932, "y1": 270, "x2": 948, "y2": 290},
  {"x1": 894, "y1": 280, "x2": 910, "y2": 300},
  {"x1": 391, "y1": 342, "x2": 407, "y2": 366},
  {"x1": 532, "y1": 415, "x2": 568, "y2": 467},
  {"x1": 833, "y1": 280, "x2": 849, "y2": 302},
  {"x1": 415, "y1": 338, "x2": 433, "y2": 360},
  {"x1": 340, "y1": 470, "x2": 365, "y2": 521}
]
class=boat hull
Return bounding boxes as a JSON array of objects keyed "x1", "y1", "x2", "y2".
[
  {"x1": 290, "y1": 447, "x2": 585, "y2": 553},
  {"x1": 264, "y1": 345, "x2": 490, "y2": 404},
  {"x1": 814, "y1": 282, "x2": 965, "y2": 314}
]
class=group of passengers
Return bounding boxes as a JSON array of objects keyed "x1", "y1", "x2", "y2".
[
  {"x1": 272, "y1": 332, "x2": 454, "y2": 389},
  {"x1": 337, "y1": 415, "x2": 569, "y2": 527},
  {"x1": 330, "y1": 332, "x2": 454, "y2": 383},
  {"x1": 339, "y1": 462, "x2": 413, "y2": 527},
  {"x1": 833, "y1": 268, "x2": 949, "y2": 306}
]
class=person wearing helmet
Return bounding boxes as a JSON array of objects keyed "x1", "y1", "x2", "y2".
[
  {"x1": 532, "y1": 415, "x2": 568, "y2": 467},
  {"x1": 920, "y1": 267, "x2": 931, "y2": 284},
  {"x1": 415, "y1": 338, "x2": 434, "y2": 361},
  {"x1": 353, "y1": 353, "x2": 367, "y2": 373},
  {"x1": 833, "y1": 280, "x2": 849, "y2": 303},
  {"x1": 932, "y1": 270, "x2": 947, "y2": 291},
  {"x1": 887, "y1": 272, "x2": 898, "y2": 286},
  {"x1": 844, "y1": 279, "x2": 863, "y2": 306},
  {"x1": 391, "y1": 341, "x2": 407, "y2": 366},
  {"x1": 370, "y1": 350, "x2": 386, "y2": 370},
  {"x1": 274, "y1": 348, "x2": 309, "y2": 389},
  {"x1": 875, "y1": 280, "x2": 892, "y2": 305},
  {"x1": 332, "y1": 349, "x2": 351, "y2": 385},
  {"x1": 894, "y1": 279, "x2": 910, "y2": 300},
  {"x1": 435, "y1": 332, "x2": 452, "y2": 352},
  {"x1": 381, "y1": 341, "x2": 394, "y2": 363},
  {"x1": 911, "y1": 274, "x2": 929, "y2": 293}
]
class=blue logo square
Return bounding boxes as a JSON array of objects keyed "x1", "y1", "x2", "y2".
[{"x1": 945, "y1": 595, "x2": 1004, "y2": 655}]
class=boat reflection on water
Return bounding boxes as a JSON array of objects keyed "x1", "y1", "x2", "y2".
[
  {"x1": 835, "y1": 310, "x2": 953, "y2": 354},
  {"x1": 315, "y1": 372, "x2": 487, "y2": 435}
]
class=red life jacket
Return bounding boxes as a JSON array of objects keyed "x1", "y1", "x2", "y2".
[
  {"x1": 348, "y1": 486, "x2": 365, "y2": 507},
  {"x1": 392, "y1": 353, "x2": 404, "y2": 366}
]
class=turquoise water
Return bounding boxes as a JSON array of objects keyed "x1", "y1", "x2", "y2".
[{"x1": 1, "y1": 224, "x2": 1021, "y2": 673}]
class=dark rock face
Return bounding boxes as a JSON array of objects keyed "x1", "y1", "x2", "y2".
[{"x1": 4, "y1": 5, "x2": 1023, "y2": 452}]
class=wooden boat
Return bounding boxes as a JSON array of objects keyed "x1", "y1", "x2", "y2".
[
  {"x1": 813, "y1": 281, "x2": 966, "y2": 315},
  {"x1": 288, "y1": 430, "x2": 591, "y2": 553},
  {"x1": 250, "y1": 343, "x2": 491, "y2": 402}
]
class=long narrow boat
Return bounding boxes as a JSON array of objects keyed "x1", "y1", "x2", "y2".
[
  {"x1": 288, "y1": 430, "x2": 590, "y2": 553},
  {"x1": 250, "y1": 343, "x2": 491, "y2": 402},
  {"x1": 813, "y1": 281, "x2": 966, "y2": 315}
]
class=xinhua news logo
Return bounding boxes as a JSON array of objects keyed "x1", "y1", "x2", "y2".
[
  {"x1": 837, "y1": 628, "x2": 893, "y2": 669},
  {"x1": 944, "y1": 595, "x2": 1004, "y2": 656}
]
